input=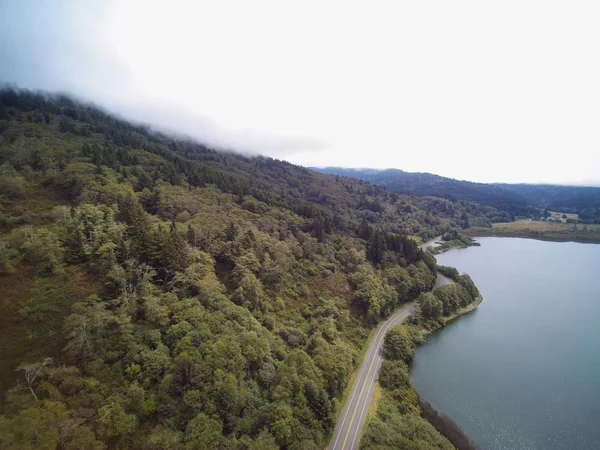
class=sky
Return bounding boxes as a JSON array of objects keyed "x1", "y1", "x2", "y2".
[{"x1": 1, "y1": 0, "x2": 599, "y2": 185}]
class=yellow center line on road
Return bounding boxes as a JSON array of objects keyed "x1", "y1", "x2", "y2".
[
  {"x1": 339, "y1": 316, "x2": 396, "y2": 450},
  {"x1": 350, "y1": 311, "x2": 408, "y2": 449},
  {"x1": 331, "y1": 323, "x2": 386, "y2": 450}
]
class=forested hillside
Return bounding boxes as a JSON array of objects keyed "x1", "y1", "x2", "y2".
[
  {"x1": 493, "y1": 183, "x2": 600, "y2": 222},
  {"x1": 0, "y1": 89, "x2": 479, "y2": 449},
  {"x1": 313, "y1": 168, "x2": 600, "y2": 224},
  {"x1": 312, "y1": 167, "x2": 533, "y2": 221}
]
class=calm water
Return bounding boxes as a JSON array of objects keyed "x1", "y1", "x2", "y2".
[{"x1": 410, "y1": 237, "x2": 600, "y2": 450}]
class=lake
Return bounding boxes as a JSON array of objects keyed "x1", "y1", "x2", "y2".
[{"x1": 410, "y1": 237, "x2": 600, "y2": 450}]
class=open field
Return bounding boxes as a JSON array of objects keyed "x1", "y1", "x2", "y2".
[
  {"x1": 548, "y1": 211, "x2": 579, "y2": 221},
  {"x1": 492, "y1": 220, "x2": 600, "y2": 232}
]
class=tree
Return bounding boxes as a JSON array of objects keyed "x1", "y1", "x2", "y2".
[
  {"x1": 65, "y1": 426, "x2": 107, "y2": 450},
  {"x1": 64, "y1": 297, "x2": 110, "y2": 360},
  {"x1": 13, "y1": 358, "x2": 52, "y2": 402},
  {"x1": 366, "y1": 229, "x2": 386, "y2": 264},
  {"x1": 9, "y1": 226, "x2": 64, "y2": 274},
  {"x1": 420, "y1": 292, "x2": 443, "y2": 320},
  {"x1": 144, "y1": 427, "x2": 183, "y2": 450},
  {"x1": 225, "y1": 222, "x2": 238, "y2": 241},
  {"x1": 456, "y1": 274, "x2": 479, "y2": 301},
  {"x1": 379, "y1": 360, "x2": 411, "y2": 390},
  {"x1": 248, "y1": 430, "x2": 279, "y2": 450},
  {"x1": 304, "y1": 381, "x2": 333, "y2": 426},
  {"x1": 0, "y1": 164, "x2": 25, "y2": 198},
  {"x1": 232, "y1": 271, "x2": 266, "y2": 312},
  {"x1": 384, "y1": 325, "x2": 415, "y2": 363},
  {"x1": 97, "y1": 399, "x2": 137, "y2": 441},
  {"x1": 140, "y1": 348, "x2": 171, "y2": 381},
  {"x1": 311, "y1": 215, "x2": 326, "y2": 242},
  {"x1": 0, "y1": 400, "x2": 72, "y2": 449},
  {"x1": 184, "y1": 413, "x2": 223, "y2": 450},
  {"x1": 120, "y1": 194, "x2": 158, "y2": 264},
  {"x1": 400, "y1": 236, "x2": 419, "y2": 264},
  {"x1": 437, "y1": 265, "x2": 459, "y2": 280},
  {"x1": 357, "y1": 219, "x2": 372, "y2": 240},
  {"x1": 0, "y1": 239, "x2": 14, "y2": 274},
  {"x1": 268, "y1": 402, "x2": 294, "y2": 446},
  {"x1": 158, "y1": 222, "x2": 192, "y2": 277}
]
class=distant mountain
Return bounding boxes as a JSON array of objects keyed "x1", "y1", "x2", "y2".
[
  {"x1": 313, "y1": 168, "x2": 600, "y2": 223},
  {"x1": 493, "y1": 183, "x2": 600, "y2": 221},
  {"x1": 311, "y1": 168, "x2": 533, "y2": 219}
]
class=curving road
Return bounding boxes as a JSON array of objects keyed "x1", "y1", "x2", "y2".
[
  {"x1": 329, "y1": 271, "x2": 451, "y2": 450},
  {"x1": 419, "y1": 235, "x2": 443, "y2": 252},
  {"x1": 434, "y1": 273, "x2": 450, "y2": 289}
]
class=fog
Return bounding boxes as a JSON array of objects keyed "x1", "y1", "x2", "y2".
[{"x1": 1, "y1": 0, "x2": 599, "y2": 184}]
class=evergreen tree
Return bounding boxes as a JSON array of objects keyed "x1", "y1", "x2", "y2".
[
  {"x1": 357, "y1": 218, "x2": 372, "y2": 240},
  {"x1": 367, "y1": 229, "x2": 386, "y2": 264}
]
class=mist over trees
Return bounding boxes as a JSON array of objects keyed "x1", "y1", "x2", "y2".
[{"x1": 0, "y1": 89, "x2": 489, "y2": 448}]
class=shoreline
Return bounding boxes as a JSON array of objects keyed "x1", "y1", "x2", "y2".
[
  {"x1": 415, "y1": 232, "x2": 595, "y2": 448},
  {"x1": 420, "y1": 293, "x2": 483, "y2": 336},
  {"x1": 415, "y1": 296, "x2": 484, "y2": 448},
  {"x1": 418, "y1": 396, "x2": 480, "y2": 450},
  {"x1": 441, "y1": 295, "x2": 483, "y2": 326},
  {"x1": 466, "y1": 229, "x2": 600, "y2": 244}
]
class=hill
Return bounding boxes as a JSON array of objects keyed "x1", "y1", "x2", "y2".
[
  {"x1": 311, "y1": 167, "x2": 531, "y2": 220},
  {"x1": 493, "y1": 183, "x2": 600, "y2": 222},
  {"x1": 0, "y1": 89, "x2": 483, "y2": 449},
  {"x1": 314, "y1": 167, "x2": 600, "y2": 223}
]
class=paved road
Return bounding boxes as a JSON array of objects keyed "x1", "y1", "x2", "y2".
[
  {"x1": 419, "y1": 235, "x2": 443, "y2": 252},
  {"x1": 328, "y1": 272, "x2": 451, "y2": 450},
  {"x1": 434, "y1": 273, "x2": 450, "y2": 288}
]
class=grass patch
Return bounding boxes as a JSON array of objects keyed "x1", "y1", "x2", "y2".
[
  {"x1": 492, "y1": 220, "x2": 600, "y2": 233},
  {"x1": 408, "y1": 235, "x2": 423, "y2": 245},
  {"x1": 366, "y1": 381, "x2": 382, "y2": 422},
  {"x1": 493, "y1": 220, "x2": 572, "y2": 232},
  {"x1": 1, "y1": 182, "x2": 69, "y2": 231},
  {"x1": 0, "y1": 264, "x2": 97, "y2": 408},
  {"x1": 469, "y1": 221, "x2": 600, "y2": 243},
  {"x1": 548, "y1": 211, "x2": 579, "y2": 221}
]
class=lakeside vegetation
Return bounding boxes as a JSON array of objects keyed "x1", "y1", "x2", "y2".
[
  {"x1": 413, "y1": 271, "x2": 480, "y2": 332},
  {"x1": 360, "y1": 324, "x2": 454, "y2": 449},
  {"x1": 430, "y1": 230, "x2": 480, "y2": 254},
  {"x1": 0, "y1": 89, "x2": 486, "y2": 449},
  {"x1": 361, "y1": 277, "x2": 481, "y2": 449},
  {"x1": 468, "y1": 221, "x2": 600, "y2": 243}
]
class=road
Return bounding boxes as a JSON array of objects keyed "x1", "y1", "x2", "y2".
[
  {"x1": 328, "y1": 272, "x2": 451, "y2": 450},
  {"x1": 434, "y1": 273, "x2": 450, "y2": 288},
  {"x1": 419, "y1": 235, "x2": 443, "y2": 252}
]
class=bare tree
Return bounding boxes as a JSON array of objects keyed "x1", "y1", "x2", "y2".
[
  {"x1": 64, "y1": 313, "x2": 93, "y2": 358},
  {"x1": 13, "y1": 357, "x2": 53, "y2": 402}
]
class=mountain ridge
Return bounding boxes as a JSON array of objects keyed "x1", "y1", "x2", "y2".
[{"x1": 312, "y1": 167, "x2": 600, "y2": 223}]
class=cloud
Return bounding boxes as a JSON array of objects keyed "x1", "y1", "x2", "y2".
[
  {"x1": 106, "y1": 97, "x2": 330, "y2": 156},
  {"x1": 0, "y1": 0, "x2": 328, "y2": 158},
  {"x1": 1, "y1": 0, "x2": 600, "y2": 184}
]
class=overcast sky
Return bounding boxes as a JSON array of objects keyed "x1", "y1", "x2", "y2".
[{"x1": 1, "y1": 0, "x2": 599, "y2": 184}]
